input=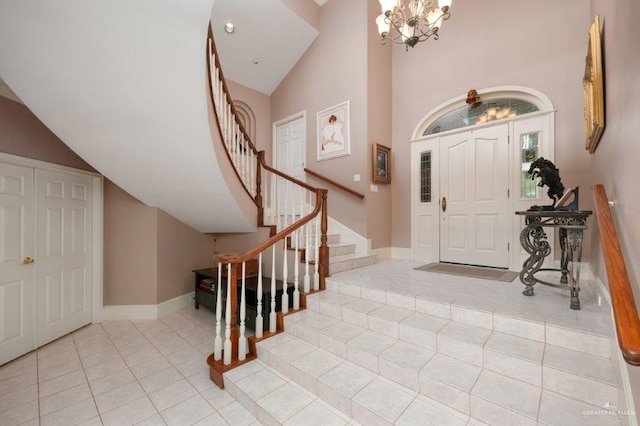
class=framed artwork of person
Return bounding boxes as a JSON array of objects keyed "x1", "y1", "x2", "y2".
[{"x1": 317, "y1": 101, "x2": 351, "y2": 161}]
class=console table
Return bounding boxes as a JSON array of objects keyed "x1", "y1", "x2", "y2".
[{"x1": 515, "y1": 210, "x2": 592, "y2": 310}]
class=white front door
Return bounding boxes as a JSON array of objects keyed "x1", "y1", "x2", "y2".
[
  {"x1": 0, "y1": 163, "x2": 36, "y2": 365},
  {"x1": 440, "y1": 124, "x2": 510, "y2": 268},
  {"x1": 36, "y1": 170, "x2": 93, "y2": 347}
]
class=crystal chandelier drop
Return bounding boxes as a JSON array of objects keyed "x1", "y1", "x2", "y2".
[{"x1": 376, "y1": 0, "x2": 452, "y2": 50}]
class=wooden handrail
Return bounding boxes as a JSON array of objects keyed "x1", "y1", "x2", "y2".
[
  {"x1": 218, "y1": 189, "x2": 326, "y2": 265},
  {"x1": 593, "y1": 184, "x2": 640, "y2": 365},
  {"x1": 305, "y1": 168, "x2": 365, "y2": 200}
]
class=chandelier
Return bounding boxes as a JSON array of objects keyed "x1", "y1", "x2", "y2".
[{"x1": 376, "y1": 0, "x2": 452, "y2": 50}]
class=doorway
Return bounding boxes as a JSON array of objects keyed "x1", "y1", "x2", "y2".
[
  {"x1": 0, "y1": 156, "x2": 102, "y2": 365},
  {"x1": 273, "y1": 112, "x2": 306, "y2": 214},
  {"x1": 411, "y1": 87, "x2": 555, "y2": 271}
]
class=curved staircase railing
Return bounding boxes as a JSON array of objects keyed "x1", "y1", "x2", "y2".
[{"x1": 205, "y1": 26, "x2": 329, "y2": 388}]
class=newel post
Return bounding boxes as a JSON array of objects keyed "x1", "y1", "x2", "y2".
[
  {"x1": 319, "y1": 189, "x2": 329, "y2": 289},
  {"x1": 217, "y1": 254, "x2": 240, "y2": 361},
  {"x1": 256, "y1": 151, "x2": 264, "y2": 226}
]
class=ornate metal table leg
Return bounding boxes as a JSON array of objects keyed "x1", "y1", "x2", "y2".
[
  {"x1": 519, "y1": 225, "x2": 551, "y2": 296},
  {"x1": 559, "y1": 228, "x2": 569, "y2": 284},
  {"x1": 567, "y1": 228, "x2": 584, "y2": 310}
]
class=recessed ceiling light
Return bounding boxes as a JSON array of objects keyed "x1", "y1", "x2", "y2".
[
  {"x1": 224, "y1": 22, "x2": 234, "y2": 34},
  {"x1": 253, "y1": 59, "x2": 259, "y2": 65}
]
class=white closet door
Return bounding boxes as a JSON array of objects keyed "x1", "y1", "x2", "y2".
[
  {"x1": 36, "y1": 169, "x2": 92, "y2": 347},
  {"x1": 0, "y1": 163, "x2": 35, "y2": 365}
]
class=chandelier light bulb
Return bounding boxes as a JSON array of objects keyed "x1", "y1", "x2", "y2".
[
  {"x1": 376, "y1": 0, "x2": 452, "y2": 50},
  {"x1": 439, "y1": 0, "x2": 452, "y2": 11},
  {"x1": 376, "y1": 14, "x2": 390, "y2": 36},
  {"x1": 379, "y1": 0, "x2": 399, "y2": 15}
]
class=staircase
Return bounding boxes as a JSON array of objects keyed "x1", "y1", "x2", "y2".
[
  {"x1": 222, "y1": 262, "x2": 624, "y2": 425},
  {"x1": 326, "y1": 234, "x2": 377, "y2": 274}
]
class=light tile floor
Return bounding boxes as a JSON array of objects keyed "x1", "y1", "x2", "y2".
[
  {"x1": 0, "y1": 307, "x2": 260, "y2": 426},
  {"x1": 0, "y1": 259, "x2": 621, "y2": 425}
]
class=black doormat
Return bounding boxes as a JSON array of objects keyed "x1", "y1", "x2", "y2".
[{"x1": 414, "y1": 263, "x2": 519, "y2": 282}]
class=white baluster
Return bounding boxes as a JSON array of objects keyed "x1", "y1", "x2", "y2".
[
  {"x1": 243, "y1": 134, "x2": 248, "y2": 186},
  {"x1": 270, "y1": 246, "x2": 277, "y2": 333},
  {"x1": 304, "y1": 221, "x2": 310, "y2": 293},
  {"x1": 255, "y1": 253, "x2": 263, "y2": 338},
  {"x1": 223, "y1": 263, "x2": 232, "y2": 365},
  {"x1": 270, "y1": 174, "x2": 276, "y2": 226},
  {"x1": 228, "y1": 117, "x2": 232, "y2": 150},
  {"x1": 283, "y1": 178, "x2": 288, "y2": 229},
  {"x1": 238, "y1": 262, "x2": 247, "y2": 361},
  {"x1": 293, "y1": 229, "x2": 300, "y2": 310},
  {"x1": 282, "y1": 239, "x2": 289, "y2": 314},
  {"x1": 314, "y1": 217, "x2": 320, "y2": 291},
  {"x1": 253, "y1": 152, "x2": 257, "y2": 196},
  {"x1": 213, "y1": 262, "x2": 222, "y2": 361},
  {"x1": 290, "y1": 180, "x2": 295, "y2": 228}
]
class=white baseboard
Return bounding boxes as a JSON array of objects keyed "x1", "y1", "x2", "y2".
[
  {"x1": 158, "y1": 292, "x2": 195, "y2": 318},
  {"x1": 391, "y1": 247, "x2": 414, "y2": 260},
  {"x1": 371, "y1": 247, "x2": 392, "y2": 260},
  {"x1": 104, "y1": 292, "x2": 195, "y2": 321},
  {"x1": 103, "y1": 304, "x2": 158, "y2": 321}
]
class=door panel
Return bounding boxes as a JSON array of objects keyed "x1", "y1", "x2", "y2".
[
  {"x1": 275, "y1": 116, "x2": 305, "y2": 216},
  {"x1": 440, "y1": 124, "x2": 509, "y2": 268},
  {"x1": 412, "y1": 141, "x2": 440, "y2": 262},
  {"x1": 36, "y1": 170, "x2": 92, "y2": 347},
  {"x1": 0, "y1": 163, "x2": 35, "y2": 365}
]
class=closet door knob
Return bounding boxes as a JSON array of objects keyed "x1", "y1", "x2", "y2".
[{"x1": 23, "y1": 257, "x2": 34, "y2": 264}]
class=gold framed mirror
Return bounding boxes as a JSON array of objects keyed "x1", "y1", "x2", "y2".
[{"x1": 584, "y1": 15, "x2": 605, "y2": 153}]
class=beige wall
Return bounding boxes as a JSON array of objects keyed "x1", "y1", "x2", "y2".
[
  {"x1": 103, "y1": 181, "x2": 218, "y2": 305},
  {"x1": 157, "y1": 209, "x2": 217, "y2": 302},
  {"x1": 390, "y1": 0, "x2": 592, "y2": 256},
  {"x1": 270, "y1": 0, "x2": 372, "y2": 241},
  {"x1": 588, "y1": 0, "x2": 640, "y2": 410},
  {"x1": 279, "y1": 0, "x2": 320, "y2": 31},
  {"x1": 227, "y1": 79, "x2": 273, "y2": 159},
  {"x1": 365, "y1": 0, "x2": 392, "y2": 249},
  {"x1": 104, "y1": 180, "x2": 159, "y2": 305},
  {"x1": 0, "y1": 97, "x2": 95, "y2": 171}
]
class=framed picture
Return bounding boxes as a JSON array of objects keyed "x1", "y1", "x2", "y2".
[
  {"x1": 584, "y1": 15, "x2": 605, "y2": 154},
  {"x1": 372, "y1": 142, "x2": 391, "y2": 184},
  {"x1": 317, "y1": 101, "x2": 350, "y2": 161}
]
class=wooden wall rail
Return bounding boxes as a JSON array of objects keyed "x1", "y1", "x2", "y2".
[
  {"x1": 593, "y1": 184, "x2": 640, "y2": 365},
  {"x1": 305, "y1": 168, "x2": 365, "y2": 200}
]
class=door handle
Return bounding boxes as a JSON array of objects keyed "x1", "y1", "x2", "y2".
[
  {"x1": 23, "y1": 257, "x2": 34, "y2": 264},
  {"x1": 442, "y1": 196, "x2": 447, "y2": 213}
]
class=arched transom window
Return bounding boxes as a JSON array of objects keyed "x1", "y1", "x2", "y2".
[{"x1": 423, "y1": 98, "x2": 539, "y2": 136}]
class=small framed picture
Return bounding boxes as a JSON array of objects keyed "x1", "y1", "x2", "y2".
[
  {"x1": 317, "y1": 101, "x2": 351, "y2": 161},
  {"x1": 372, "y1": 143, "x2": 391, "y2": 184}
]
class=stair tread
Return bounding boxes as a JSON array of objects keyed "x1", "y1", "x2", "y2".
[{"x1": 329, "y1": 252, "x2": 376, "y2": 262}]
